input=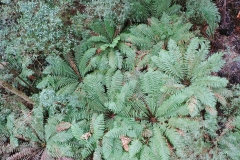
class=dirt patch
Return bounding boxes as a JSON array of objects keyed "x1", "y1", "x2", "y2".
[{"x1": 213, "y1": 0, "x2": 240, "y2": 84}]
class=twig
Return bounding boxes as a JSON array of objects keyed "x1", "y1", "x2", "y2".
[{"x1": 223, "y1": 0, "x2": 227, "y2": 27}]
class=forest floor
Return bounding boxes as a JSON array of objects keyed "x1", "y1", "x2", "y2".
[{"x1": 212, "y1": 0, "x2": 240, "y2": 84}]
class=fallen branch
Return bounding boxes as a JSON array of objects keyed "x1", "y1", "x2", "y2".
[
  {"x1": 0, "y1": 79, "x2": 34, "y2": 106},
  {"x1": 0, "y1": 62, "x2": 38, "y2": 93}
]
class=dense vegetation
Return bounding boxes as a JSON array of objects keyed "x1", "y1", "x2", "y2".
[{"x1": 1, "y1": 0, "x2": 240, "y2": 159}]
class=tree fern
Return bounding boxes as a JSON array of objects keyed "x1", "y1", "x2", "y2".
[
  {"x1": 121, "y1": 14, "x2": 194, "y2": 69},
  {"x1": 38, "y1": 18, "x2": 137, "y2": 95},
  {"x1": 151, "y1": 38, "x2": 228, "y2": 116},
  {"x1": 37, "y1": 48, "x2": 96, "y2": 94},
  {"x1": 82, "y1": 19, "x2": 136, "y2": 70},
  {"x1": 76, "y1": 69, "x2": 200, "y2": 159},
  {"x1": 36, "y1": 26, "x2": 231, "y2": 160}
]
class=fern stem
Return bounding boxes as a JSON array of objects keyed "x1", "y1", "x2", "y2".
[{"x1": 28, "y1": 123, "x2": 44, "y2": 143}]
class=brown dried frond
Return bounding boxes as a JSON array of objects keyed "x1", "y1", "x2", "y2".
[
  {"x1": 56, "y1": 122, "x2": 71, "y2": 132},
  {"x1": 214, "y1": 92, "x2": 227, "y2": 106},
  {"x1": 205, "y1": 106, "x2": 217, "y2": 116},
  {"x1": 217, "y1": 116, "x2": 235, "y2": 139},
  {"x1": 142, "y1": 129, "x2": 152, "y2": 138},
  {"x1": 81, "y1": 132, "x2": 92, "y2": 140},
  {"x1": 8, "y1": 147, "x2": 42, "y2": 160},
  {"x1": 224, "y1": 117, "x2": 235, "y2": 130},
  {"x1": 187, "y1": 96, "x2": 198, "y2": 114},
  {"x1": 120, "y1": 136, "x2": 131, "y2": 151}
]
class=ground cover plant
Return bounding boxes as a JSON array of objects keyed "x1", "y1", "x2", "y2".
[{"x1": 1, "y1": 0, "x2": 240, "y2": 159}]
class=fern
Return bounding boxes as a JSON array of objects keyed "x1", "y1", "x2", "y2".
[
  {"x1": 2, "y1": 1, "x2": 239, "y2": 159},
  {"x1": 5, "y1": 105, "x2": 74, "y2": 159},
  {"x1": 186, "y1": 0, "x2": 220, "y2": 35},
  {"x1": 150, "y1": 125, "x2": 170, "y2": 160},
  {"x1": 70, "y1": 114, "x2": 105, "y2": 159},
  {"x1": 76, "y1": 68, "x2": 201, "y2": 159},
  {"x1": 121, "y1": 14, "x2": 194, "y2": 69},
  {"x1": 129, "y1": 0, "x2": 181, "y2": 22},
  {"x1": 151, "y1": 38, "x2": 228, "y2": 116},
  {"x1": 38, "y1": 50, "x2": 91, "y2": 94},
  {"x1": 128, "y1": 140, "x2": 142, "y2": 158}
]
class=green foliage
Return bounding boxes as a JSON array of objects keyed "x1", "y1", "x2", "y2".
[
  {"x1": 121, "y1": 14, "x2": 194, "y2": 69},
  {"x1": 0, "y1": 0, "x2": 239, "y2": 159},
  {"x1": 70, "y1": 114, "x2": 105, "y2": 159},
  {"x1": 5, "y1": 105, "x2": 73, "y2": 159},
  {"x1": 0, "y1": 0, "x2": 73, "y2": 56},
  {"x1": 86, "y1": 0, "x2": 132, "y2": 25},
  {"x1": 131, "y1": 0, "x2": 181, "y2": 21},
  {"x1": 185, "y1": 0, "x2": 220, "y2": 35},
  {"x1": 55, "y1": 38, "x2": 228, "y2": 159},
  {"x1": 151, "y1": 38, "x2": 228, "y2": 116},
  {"x1": 0, "y1": 55, "x2": 39, "y2": 94},
  {"x1": 85, "y1": 0, "x2": 219, "y2": 35},
  {"x1": 38, "y1": 17, "x2": 138, "y2": 95}
]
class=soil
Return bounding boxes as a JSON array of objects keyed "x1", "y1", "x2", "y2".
[{"x1": 212, "y1": 0, "x2": 240, "y2": 84}]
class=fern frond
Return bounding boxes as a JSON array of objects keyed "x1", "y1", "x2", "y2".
[
  {"x1": 85, "y1": 36, "x2": 109, "y2": 48},
  {"x1": 71, "y1": 121, "x2": 86, "y2": 141},
  {"x1": 102, "y1": 137, "x2": 123, "y2": 160},
  {"x1": 109, "y1": 70, "x2": 123, "y2": 95},
  {"x1": 192, "y1": 52, "x2": 225, "y2": 79},
  {"x1": 129, "y1": 139, "x2": 142, "y2": 158},
  {"x1": 45, "y1": 56, "x2": 77, "y2": 78},
  {"x1": 93, "y1": 142, "x2": 102, "y2": 160},
  {"x1": 186, "y1": 0, "x2": 220, "y2": 35},
  {"x1": 31, "y1": 106, "x2": 44, "y2": 141},
  {"x1": 104, "y1": 19, "x2": 116, "y2": 40},
  {"x1": 78, "y1": 48, "x2": 97, "y2": 76},
  {"x1": 193, "y1": 76, "x2": 228, "y2": 88},
  {"x1": 199, "y1": 0, "x2": 220, "y2": 35},
  {"x1": 152, "y1": 49, "x2": 183, "y2": 79},
  {"x1": 50, "y1": 131, "x2": 73, "y2": 143},
  {"x1": 157, "y1": 91, "x2": 188, "y2": 117},
  {"x1": 118, "y1": 42, "x2": 136, "y2": 70},
  {"x1": 105, "y1": 127, "x2": 128, "y2": 139},
  {"x1": 120, "y1": 33, "x2": 152, "y2": 49},
  {"x1": 152, "y1": 0, "x2": 172, "y2": 18},
  {"x1": 140, "y1": 70, "x2": 163, "y2": 95},
  {"x1": 140, "y1": 146, "x2": 157, "y2": 160},
  {"x1": 135, "y1": 24, "x2": 155, "y2": 40},
  {"x1": 150, "y1": 125, "x2": 170, "y2": 160},
  {"x1": 92, "y1": 114, "x2": 105, "y2": 140},
  {"x1": 90, "y1": 19, "x2": 115, "y2": 42},
  {"x1": 188, "y1": 86, "x2": 216, "y2": 108},
  {"x1": 164, "y1": 127, "x2": 183, "y2": 153},
  {"x1": 168, "y1": 117, "x2": 200, "y2": 132},
  {"x1": 57, "y1": 82, "x2": 80, "y2": 95}
]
